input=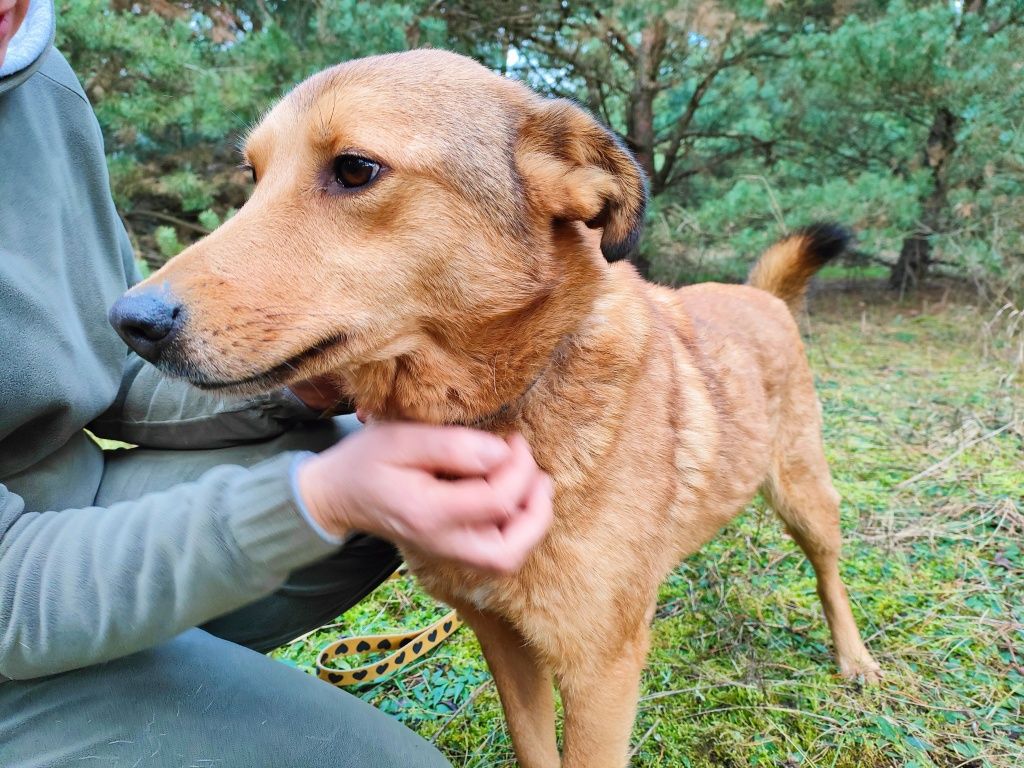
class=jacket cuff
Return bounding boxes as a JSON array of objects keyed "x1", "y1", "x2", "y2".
[
  {"x1": 288, "y1": 452, "x2": 351, "y2": 546},
  {"x1": 225, "y1": 453, "x2": 340, "y2": 575}
]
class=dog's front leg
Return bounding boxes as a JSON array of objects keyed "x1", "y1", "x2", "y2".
[
  {"x1": 453, "y1": 602, "x2": 560, "y2": 768},
  {"x1": 557, "y1": 623, "x2": 650, "y2": 768}
]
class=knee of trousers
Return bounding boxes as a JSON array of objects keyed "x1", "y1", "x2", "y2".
[{"x1": 0, "y1": 629, "x2": 451, "y2": 768}]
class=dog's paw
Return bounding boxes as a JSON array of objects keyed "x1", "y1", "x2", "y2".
[{"x1": 839, "y1": 654, "x2": 883, "y2": 685}]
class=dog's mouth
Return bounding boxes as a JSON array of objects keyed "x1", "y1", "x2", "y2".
[{"x1": 170, "y1": 331, "x2": 351, "y2": 393}]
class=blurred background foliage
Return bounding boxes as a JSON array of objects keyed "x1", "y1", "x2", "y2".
[{"x1": 56, "y1": 0, "x2": 1023, "y2": 299}]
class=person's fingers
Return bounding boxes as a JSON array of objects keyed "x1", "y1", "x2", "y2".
[
  {"x1": 427, "y1": 523, "x2": 519, "y2": 574},
  {"x1": 379, "y1": 424, "x2": 511, "y2": 476},
  {"x1": 486, "y1": 433, "x2": 539, "y2": 513},
  {"x1": 411, "y1": 433, "x2": 543, "y2": 530},
  {"x1": 425, "y1": 472, "x2": 554, "y2": 574},
  {"x1": 419, "y1": 477, "x2": 511, "y2": 526},
  {"x1": 494, "y1": 472, "x2": 555, "y2": 572}
]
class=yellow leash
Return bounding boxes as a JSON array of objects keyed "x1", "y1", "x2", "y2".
[{"x1": 316, "y1": 610, "x2": 463, "y2": 687}]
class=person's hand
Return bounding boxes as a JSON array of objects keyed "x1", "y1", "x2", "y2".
[{"x1": 295, "y1": 424, "x2": 554, "y2": 574}]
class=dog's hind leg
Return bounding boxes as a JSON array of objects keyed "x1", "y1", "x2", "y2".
[
  {"x1": 557, "y1": 622, "x2": 650, "y2": 768},
  {"x1": 762, "y1": 404, "x2": 882, "y2": 682},
  {"x1": 452, "y1": 603, "x2": 560, "y2": 768}
]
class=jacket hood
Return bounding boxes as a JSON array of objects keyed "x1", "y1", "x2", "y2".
[{"x1": 0, "y1": 0, "x2": 55, "y2": 96}]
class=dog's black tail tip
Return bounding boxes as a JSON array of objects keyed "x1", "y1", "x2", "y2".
[
  {"x1": 793, "y1": 222, "x2": 852, "y2": 267},
  {"x1": 748, "y1": 222, "x2": 853, "y2": 313}
]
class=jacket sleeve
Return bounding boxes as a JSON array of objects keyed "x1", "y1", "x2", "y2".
[
  {"x1": 88, "y1": 351, "x2": 324, "y2": 449},
  {"x1": 0, "y1": 453, "x2": 338, "y2": 680}
]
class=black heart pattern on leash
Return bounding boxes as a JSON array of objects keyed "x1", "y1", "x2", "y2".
[{"x1": 315, "y1": 610, "x2": 463, "y2": 688}]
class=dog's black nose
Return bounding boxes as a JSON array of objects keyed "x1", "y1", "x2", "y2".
[{"x1": 108, "y1": 288, "x2": 184, "y2": 362}]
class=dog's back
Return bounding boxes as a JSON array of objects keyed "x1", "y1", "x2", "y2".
[{"x1": 627, "y1": 226, "x2": 847, "y2": 564}]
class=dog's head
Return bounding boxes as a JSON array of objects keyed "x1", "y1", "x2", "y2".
[{"x1": 109, "y1": 50, "x2": 646, "y2": 416}]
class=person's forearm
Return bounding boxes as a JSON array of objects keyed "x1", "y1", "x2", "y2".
[
  {"x1": 89, "y1": 353, "x2": 321, "y2": 449},
  {"x1": 0, "y1": 454, "x2": 337, "y2": 680}
]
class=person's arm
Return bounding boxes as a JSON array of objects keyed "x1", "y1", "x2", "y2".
[
  {"x1": 88, "y1": 350, "x2": 326, "y2": 449},
  {"x1": 0, "y1": 453, "x2": 337, "y2": 680},
  {"x1": 0, "y1": 424, "x2": 551, "y2": 681}
]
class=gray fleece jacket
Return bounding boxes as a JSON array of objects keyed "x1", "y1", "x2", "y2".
[{"x1": 0, "y1": 29, "x2": 338, "y2": 680}]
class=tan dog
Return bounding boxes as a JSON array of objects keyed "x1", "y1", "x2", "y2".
[{"x1": 114, "y1": 50, "x2": 880, "y2": 768}]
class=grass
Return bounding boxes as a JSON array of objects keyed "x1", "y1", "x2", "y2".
[{"x1": 272, "y1": 283, "x2": 1023, "y2": 767}]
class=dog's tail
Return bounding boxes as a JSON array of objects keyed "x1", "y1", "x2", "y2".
[{"x1": 747, "y1": 223, "x2": 850, "y2": 314}]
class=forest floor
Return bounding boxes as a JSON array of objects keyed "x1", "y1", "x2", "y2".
[{"x1": 272, "y1": 282, "x2": 1023, "y2": 768}]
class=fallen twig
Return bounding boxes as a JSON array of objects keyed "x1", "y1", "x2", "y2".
[
  {"x1": 628, "y1": 718, "x2": 660, "y2": 760},
  {"x1": 895, "y1": 421, "x2": 1016, "y2": 489},
  {"x1": 430, "y1": 679, "x2": 494, "y2": 744}
]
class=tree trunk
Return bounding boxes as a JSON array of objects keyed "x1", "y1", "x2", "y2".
[
  {"x1": 889, "y1": 235, "x2": 931, "y2": 292},
  {"x1": 405, "y1": 20, "x2": 422, "y2": 49},
  {"x1": 890, "y1": 107, "x2": 957, "y2": 292},
  {"x1": 626, "y1": 18, "x2": 666, "y2": 183},
  {"x1": 621, "y1": 17, "x2": 666, "y2": 277}
]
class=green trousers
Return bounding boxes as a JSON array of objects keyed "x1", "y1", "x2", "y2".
[{"x1": 0, "y1": 418, "x2": 450, "y2": 767}]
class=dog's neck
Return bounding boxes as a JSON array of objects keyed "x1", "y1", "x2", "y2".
[
  {"x1": 345, "y1": 228, "x2": 605, "y2": 428},
  {"x1": 450, "y1": 331, "x2": 573, "y2": 430}
]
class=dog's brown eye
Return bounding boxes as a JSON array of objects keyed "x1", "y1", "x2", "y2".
[
  {"x1": 333, "y1": 155, "x2": 380, "y2": 189},
  {"x1": 240, "y1": 163, "x2": 256, "y2": 184}
]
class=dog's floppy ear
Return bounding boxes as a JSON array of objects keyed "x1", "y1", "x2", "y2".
[{"x1": 517, "y1": 98, "x2": 648, "y2": 261}]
